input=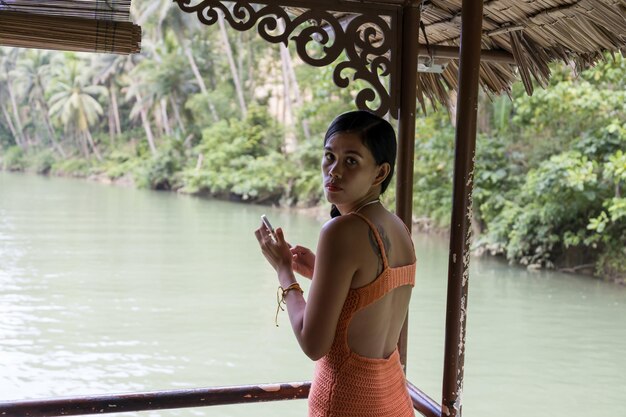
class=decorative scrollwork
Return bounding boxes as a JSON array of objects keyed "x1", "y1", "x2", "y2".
[{"x1": 173, "y1": 0, "x2": 399, "y2": 118}]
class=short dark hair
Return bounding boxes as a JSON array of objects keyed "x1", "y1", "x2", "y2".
[{"x1": 324, "y1": 110, "x2": 397, "y2": 193}]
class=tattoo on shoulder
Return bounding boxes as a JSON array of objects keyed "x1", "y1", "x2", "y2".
[
  {"x1": 378, "y1": 227, "x2": 392, "y2": 257},
  {"x1": 368, "y1": 228, "x2": 384, "y2": 275},
  {"x1": 368, "y1": 226, "x2": 391, "y2": 274}
]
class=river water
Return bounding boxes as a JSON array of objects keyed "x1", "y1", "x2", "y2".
[{"x1": 1, "y1": 171, "x2": 625, "y2": 417}]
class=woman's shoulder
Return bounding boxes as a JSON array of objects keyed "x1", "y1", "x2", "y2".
[
  {"x1": 322, "y1": 210, "x2": 399, "y2": 233},
  {"x1": 321, "y1": 213, "x2": 364, "y2": 238},
  {"x1": 315, "y1": 215, "x2": 368, "y2": 265}
]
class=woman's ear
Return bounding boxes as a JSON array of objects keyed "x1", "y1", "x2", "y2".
[{"x1": 372, "y1": 163, "x2": 391, "y2": 187}]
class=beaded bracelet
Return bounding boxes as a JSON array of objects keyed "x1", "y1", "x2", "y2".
[{"x1": 275, "y1": 282, "x2": 304, "y2": 327}]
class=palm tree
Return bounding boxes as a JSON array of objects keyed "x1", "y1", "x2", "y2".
[
  {"x1": 91, "y1": 44, "x2": 161, "y2": 156},
  {"x1": 14, "y1": 50, "x2": 67, "y2": 156},
  {"x1": 137, "y1": 0, "x2": 219, "y2": 121},
  {"x1": 0, "y1": 48, "x2": 26, "y2": 149},
  {"x1": 277, "y1": 20, "x2": 310, "y2": 152},
  {"x1": 48, "y1": 56, "x2": 106, "y2": 161},
  {"x1": 125, "y1": 80, "x2": 158, "y2": 156},
  {"x1": 0, "y1": 54, "x2": 20, "y2": 147},
  {"x1": 121, "y1": 51, "x2": 158, "y2": 156},
  {"x1": 216, "y1": 13, "x2": 247, "y2": 118},
  {"x1": 148, "y1": 37, "x2": 196, "y2": 134},
  {"x1": 92, "y1": 53, "x2": 129, "y2": 144}
]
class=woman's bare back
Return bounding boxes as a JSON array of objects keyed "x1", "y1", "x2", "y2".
[{"x1": 345, "y1": 207, "x2": 415, "y2": 359}]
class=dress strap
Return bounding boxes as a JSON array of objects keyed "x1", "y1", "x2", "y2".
[{"x1": 350, "y1": 212, "x2": 389, "y2": 270}]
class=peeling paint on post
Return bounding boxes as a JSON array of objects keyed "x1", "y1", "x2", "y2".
[{"x1": 441, "y1": 1, "x2": 484, "y2": 416}]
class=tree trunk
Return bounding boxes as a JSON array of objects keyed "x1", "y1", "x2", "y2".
[
  {"x1": 477, "y1": 92, "x2": 491, "y2": 134},
  {"x1": 111, "y1": 83, "x2": 122, "y2": 136},
  {"x1": 161, "y1": 99, "x2": 171, "y2": 136},
  {"x1": 84, "y1": 129, "x2": 103, "y2": 161},
  {"x1": 105, "y1": 82, "x2": 116, "y2": 145},
  {"x1": 279, "y1": 45, "x2": 297, "y2": 154},
  {"x1": 218, "y1": 14, "x2": 247, "y2": 118},
  {"x1": 32, "y1": 132, "x2": 41, "y2": 148},
  {"x1": 195, "y1": 153, "x2": 204, "y2": 171},
  {"x1": 108, "y1": 103, "x2": 116, "y2": 144},
  {"x1": 237, "y1": 31, "x2": 245, "y2": 96},
  {"x1": 247, "y1": 31, "x2": 256, "y2": 98},
  {"x1": 170, "y1": 94, "x2": 185, "y2": 133},
  {"x1": 278, "y1": 20, "x2": 310, "y2": 141},
  {"x1": 35, "y1": 84, "x2": 66, "y2": 157},
  {"x1": 183, "y1": 45, "x2": 219, "y2": 122},
  {"x1": 152, "y1": 103, "x2": 164, "y2": 138},
  {"x1": 80, "y1": 103, "x2": 102, "y2": 161},
  {"x1": 1, "y1": 103, "x2": 20, "y2": 148},
  {"x1": 24, "y1": 132, "x2": 32, "y2": 148},
  {"x1": 77, "y1": 130, "x2": 89, "y2": 158},
  {"x1": 281, "y1": 56, "x2": 288, "y2": 127},
  {"x1": 134, "y1": 91, "x2": 157, "y2": 156},
  {"x1": 6, "y1": 81, "x2": 25, "y2": 148}
]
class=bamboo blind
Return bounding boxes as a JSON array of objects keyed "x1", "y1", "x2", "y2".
[{"x1": 0, "y1": 0, "x2": 141, "y2": 54}]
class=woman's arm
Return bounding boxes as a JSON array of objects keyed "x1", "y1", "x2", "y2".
[
  {"x1": 256, "y1": 217, "x2": 358, "y2": 360},
  {"x1": 292, "y1": 218, "x2": 356, "y2": 359}
]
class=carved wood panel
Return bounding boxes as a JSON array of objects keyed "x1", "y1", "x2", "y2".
[{"x1": 173, "y1": 0, "x2": 402, "y2": 118}]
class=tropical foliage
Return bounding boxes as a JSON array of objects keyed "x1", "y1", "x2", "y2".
[
  {"x1": 0, "y1": 1, "x2": 624, "y2": 281},
  {"x1": 472, "y1": 56, "x2": 626, "y2": 281}
]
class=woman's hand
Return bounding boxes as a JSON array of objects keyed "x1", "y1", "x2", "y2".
[
  {"x1": 254, "y1": 224, "x2": 293, "y2": 273},
  {"x1": 290, "y1": 245, "x2": 315, "y2": 279}
]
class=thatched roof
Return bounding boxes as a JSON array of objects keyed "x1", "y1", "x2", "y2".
[
  {"x1": 418, "y1": 0, "x2": 626, "y2": 105},
  {"x1": 284, "y1": 0, "x2": 625, "y2": 107}
]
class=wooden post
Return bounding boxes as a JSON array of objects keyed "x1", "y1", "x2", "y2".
[
  {"x1": 395, "y1": 0, "x2": 421, "y2": 371},
  {"x1": 441, "y1": 0, "x2": 483, "y2": 416}
]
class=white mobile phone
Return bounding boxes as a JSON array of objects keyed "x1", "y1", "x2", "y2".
[{"x1": 261, "y1": 214, "x2": 277, "y2": 241}]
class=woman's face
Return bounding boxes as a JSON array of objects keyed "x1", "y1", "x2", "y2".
[{"x1": 322, "y1": 132, "x2": 381, "y2": 206}]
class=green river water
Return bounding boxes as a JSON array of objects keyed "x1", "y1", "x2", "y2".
[{"x1": 1, "y1": 171, "x2": 625, "y2": 416}]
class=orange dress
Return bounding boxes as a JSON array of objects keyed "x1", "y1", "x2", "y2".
[{"x1": 308, "y1": 212, "x2": 416, "y2": 417}]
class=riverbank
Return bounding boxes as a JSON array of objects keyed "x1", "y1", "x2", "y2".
[
  {"x1": 2, "y1": 166, "x2": 623, "y2": 285},
  {"x1": 1, "y1": 163, "x2": 446, "y2": 232}
]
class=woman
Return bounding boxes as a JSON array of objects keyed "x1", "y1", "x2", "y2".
[{"x1": 255, "y1": 111, "x2": 416, "y2": 416}]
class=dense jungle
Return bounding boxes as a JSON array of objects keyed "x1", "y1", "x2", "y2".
[{"x1": 1, "y1": 1, "x2": 624, "y2": 282}]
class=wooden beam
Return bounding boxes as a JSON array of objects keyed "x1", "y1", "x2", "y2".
[
  {"x1": 418, "y1": 45, "x2": 515, "y2": 64},
  {"x1": 0, "y1": 380, "x2": 442, "y2": 417}
]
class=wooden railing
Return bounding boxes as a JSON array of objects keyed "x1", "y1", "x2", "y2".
[{"x1": 0, "y1": 380, "x2": 441, "y2": 417}]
